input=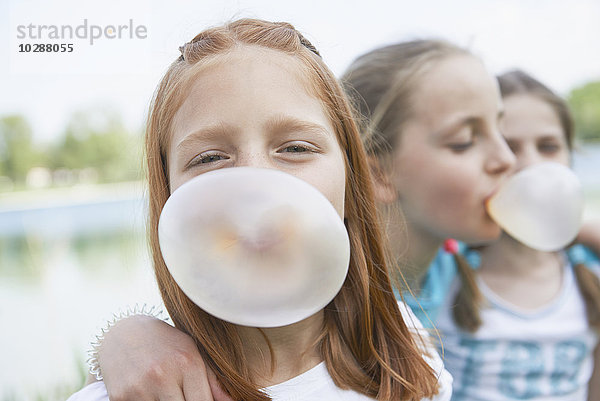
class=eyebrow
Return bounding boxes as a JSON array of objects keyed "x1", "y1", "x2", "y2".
[
  {"x1": 436, "y1": 110, "x2": 505, "y2": 139},
  {"x1": 435, "y1": 116, "x2": 478, "y2": 139},
  {"x1": 175, "y1": 123, "x2": 236, "y2": 152},
  {"x1": 176, "y1": 116, "x2": 332, "y2": 152},
  {"x1": 264, "y1": 115, "x2": 331, "y2": 138},
  {"x1": 536, "y1": 133, "x2": 565, "y2": 141}
]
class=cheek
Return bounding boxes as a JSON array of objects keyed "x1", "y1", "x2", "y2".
[
  {"x1": 555, "y1": 150, "x2": 571, "y2": 167},
  {"x1": 299, "y1": 155, "x2": 346, "y2": 219},
  {"x1": 426, "y1": 168, "x2": 501, "y2": 241},
  {"x1": 421, "y1": 172, "x2": 477, "y2": 219},
  {"x1": 396, "y1": 154, "x2": 498, "y2": 240},
  {"x1": 318, "y1": 168, "x2": 346, "y2": 219},
  {"x1": 396, "y1": 152, "x2": 480, "y2": 210},
  {"x1": 168, "y1": 167, "x2": 188, "y2": 194}
]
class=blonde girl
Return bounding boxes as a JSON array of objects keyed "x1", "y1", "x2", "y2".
[
  {"x1": 433, "y1": 70, "x2": 600, "y2": 400},
  {"x1": 341, "y1": 40, "x2": 515, "y2": 325}
]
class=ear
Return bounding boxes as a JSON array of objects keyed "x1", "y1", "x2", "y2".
[{"x1": 368, "y1": 156, "x2": 398, "y2": 204}]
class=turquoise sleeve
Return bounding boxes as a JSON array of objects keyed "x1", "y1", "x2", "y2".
[
  {"x1": 567, "y1": 244, "x2": 600, "y2": 273},
  {"x1": 400, "y1": 245, "x2": 464, "y2": 328}
]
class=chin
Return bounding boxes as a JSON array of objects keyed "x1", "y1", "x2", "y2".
[
  {"x1": 474, "y1": 226, "x2": 502, "y2": 245},
  {"x1": 456, "y1": 222, "x2": 502, "y2": 246}
]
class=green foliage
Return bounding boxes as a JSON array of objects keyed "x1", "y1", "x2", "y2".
[
  {"x1": 49, "y1": 109, "x2": 142, "y2": 183},
  {"x1": 0, "y1": 108, "x2": 143, "y2": 190},
  {"x1": 0, "y1": 115, "x2": 44, "y2": 184},
  {"x1": 568, "y1": 80, "x2": 600, "y2": 142}
]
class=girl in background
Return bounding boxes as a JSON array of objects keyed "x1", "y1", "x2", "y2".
[
  {"x1": 433, "y1": 70, "x2": 600, "y2": 400},
  {"x1": 69, "y1": 19, "x2": 451, "y2": 401},
  {"x1": 341, "y1": 40, "x2": 515, "y2": 326}
]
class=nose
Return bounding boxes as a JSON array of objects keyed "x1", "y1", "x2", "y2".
[
  {"x1": 485, "y1": 134, "x2": 515, "y2": 175},
  {"x1": 513, "y1": 145, "x2": 542, "y2": 173},
  {"x1": 236, "y1": 150, "x2": 274, "y2": 170}
]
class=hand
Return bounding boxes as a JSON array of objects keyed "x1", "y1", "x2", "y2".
[{"x1": 97, "y1": 315, "x2": 233, "y2": 401}]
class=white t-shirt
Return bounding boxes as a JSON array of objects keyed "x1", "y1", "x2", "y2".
[
  {"x1": 435, "y1": 261, "x2": 599, "y2": 401},
  {"x1": 67, "y1": 302, "x2": 452, "y2": 401}
]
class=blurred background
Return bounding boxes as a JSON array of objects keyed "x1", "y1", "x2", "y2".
[{"x1": 1, "y1": 0, "x2": 599, "y2": 399}]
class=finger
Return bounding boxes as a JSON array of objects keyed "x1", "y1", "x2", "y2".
[
  {"x1": 182, "y1": 366, "x2": 214, "y2": 401},
  {"x1": 207, "y1": 368, "x2": 235, "y2": 401},
  {"x1": 107, "y1": 380, "x2": 184, "y2": 401},
  {"x1": 156, "y1": 385, "x2": 186, "y2": 401}
]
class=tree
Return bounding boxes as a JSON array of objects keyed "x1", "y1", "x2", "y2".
[
  {"x1": 0, "y1": 115, "x2": 43, "y2": 185},
  {"x1": 51, "y1": 109, "x2": 143, "y2": 183},
  {"x1": 568, "y1": 80, "x2": 600, "y2": 142}
]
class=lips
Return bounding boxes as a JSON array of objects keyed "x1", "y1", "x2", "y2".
[
  {"x1": 484, "y1": 187, "x2": 499, "y2": 210},
  {"x1": 484, "y1": 177, "x2": 509, "y2": 210}
]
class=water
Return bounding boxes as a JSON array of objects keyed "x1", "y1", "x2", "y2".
[
  {"x1": 573, "y1": 143, "x2": 600, "y2": 189},
  {"x1": 0, "y1": 183, "x2": 162, "y2": 401},
  {"x1": 573, "y1": 143, "x2": 600, "y2": 219},
  {"x1": 0, "y1": 145, "x2": 598, "y2": 400}
]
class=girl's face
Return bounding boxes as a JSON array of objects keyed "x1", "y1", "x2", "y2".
[
  {"x1": 167, "y1": 46, "x2": 346, "y2": 218},
  {"x1": 388, "y1": 55, "x2": 515, "y2": 244},
  {"x1": 501, "y1": 94, "x2": 570, "y2": 171}
]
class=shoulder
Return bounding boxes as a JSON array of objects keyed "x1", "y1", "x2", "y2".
[
  {"x1": 65, "y1": 382, "x2": 109, "y2": 401},
  {"x1": 403, "y1": 247, "x2": 462, "y2": 326}
]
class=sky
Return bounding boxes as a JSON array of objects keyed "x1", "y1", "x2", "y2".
[{"x1": 1, "y1": 0, "x2": 599, "y2": 143}]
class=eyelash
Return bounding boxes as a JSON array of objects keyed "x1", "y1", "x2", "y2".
[
  {"x1": 449, "y1": 140, "x2": 474, "y2": 152},
  {"x1": 188, "y1": 152, "x2": 229, "y2": 167},
  {"x1": 538, "y1": 143, "x2": 560, "y2": 153},
  {"x1": 278, "y1": 143, "x2": 315, "y2": 154},
  {"x1": 186, "y1": 142, "x2": 318, "y2": 168}
]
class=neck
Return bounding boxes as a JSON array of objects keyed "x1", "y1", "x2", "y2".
[
  {"x1": 476, "y1": 233, "x2": 564, "y2": 309},
  {"x1": 478, "y1": 233, "x2": 561, "y2": 277},
  {"x1": 236, "y1": 311, "x2": 323, "y2": 387},
  {"x1": 385, "y1": 210, "x2": 442, "y2": 293}
]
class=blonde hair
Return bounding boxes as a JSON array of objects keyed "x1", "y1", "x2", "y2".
[
  {"x1": 145, "y1": 19, "x2": 439, "y2": 400},
  {"x1": 341, "y1": 39, "x2": 470, "y2": 158},
  {"x1": 498, "y1": 70, "x2": 574, "y2": 149}
]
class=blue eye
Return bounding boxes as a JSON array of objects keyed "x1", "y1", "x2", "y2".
[
  {"x1": 189, "y1": 152, "x2": 228, "y2": 167},
  {"x1": 282, "y1": 145, "x2": 310, "y2": 153},
  {"x1": 202, "y1": 154, "x2": 225, "y2": 163}
]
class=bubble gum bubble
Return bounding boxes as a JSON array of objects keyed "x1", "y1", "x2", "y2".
[
  {"x1": 158, "y1": 167, "x2": 350, "y2": 327},
  {"x1": 486, "y1": 162, "x2": 584, "y2": 251}
]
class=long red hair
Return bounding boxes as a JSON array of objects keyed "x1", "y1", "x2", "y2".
[{"x1": 145, "y1": 19, "x2": 439, "y2": 400}]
